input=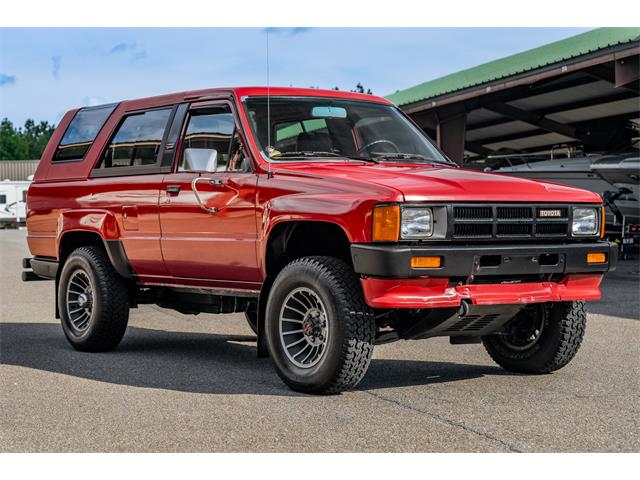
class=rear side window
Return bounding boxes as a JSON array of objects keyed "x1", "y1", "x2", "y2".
[
  {"x1": 96, "y1": 109, "x2": 172, "y2": 170},
  {"x1": 53, "y1": 104, "x2": 116, "y2": 162}
]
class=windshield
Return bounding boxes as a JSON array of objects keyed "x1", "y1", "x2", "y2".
[{"x1": 242, "y1": 96, "x2": 453, "y2": 165}]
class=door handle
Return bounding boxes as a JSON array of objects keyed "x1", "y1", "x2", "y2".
[{"x1": 166, "y1": 185, "x2": 181, "y2": 194}]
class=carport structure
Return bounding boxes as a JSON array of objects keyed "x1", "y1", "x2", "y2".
[{"x1": 387, "y1": 28, "x2": 640, "y2": 164}]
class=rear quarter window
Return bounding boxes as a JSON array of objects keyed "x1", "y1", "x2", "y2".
[
  {"x1": 53, "y1": 104, "x2": 117, "y2": 162},
  {"x1": 96, "y1": 108, "x2": 172, "y2": 170}
]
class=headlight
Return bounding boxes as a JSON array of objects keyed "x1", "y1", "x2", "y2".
[
  {"x1": 572, "y1": 207, "x2": 598, "y2": 236},
  {"x1": 401, "y1": 207, "x2": 433, "y2": 239}
]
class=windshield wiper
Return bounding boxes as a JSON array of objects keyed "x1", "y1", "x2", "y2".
[
  {"x1": 270, "y1": 151, "x2": 378, "y2": 163},
  {"x1": 374, "y1": 153, "x2": 452, "y2": 165},
  {"x1": 271, "y1": 151, "x2": 343, "y2": 158}
]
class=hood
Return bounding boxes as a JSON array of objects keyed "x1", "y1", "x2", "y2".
[{"x1": 272, "y1": 162, "x2": 602, "y2": 203}]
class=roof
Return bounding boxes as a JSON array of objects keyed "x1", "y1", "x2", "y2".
[
  {"x1": 119, "y1": 86, "x2": 391, "y2": 112},
  {"x1": 0, "y1": 160, "x2": 39, "y2": 181},
  {"x1": 233, "y1": 87, "x2": 391, "y2": 105},
  {"x1": 386, "y1": 27, "x2": 640, "y2": 107}
]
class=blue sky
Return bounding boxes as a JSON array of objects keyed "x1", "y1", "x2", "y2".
[{"x1": 0, "y1": 27, "x2": 590, "y2": 126}]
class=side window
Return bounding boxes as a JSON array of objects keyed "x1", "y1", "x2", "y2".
[
  {"x1": 179, "y1": 106, "x2": 241, "y2": 172},
  {"x1": 53, "y1": 104, "x2": 116, "y2": 162},
  {"x1": 226, "y1": 135, "x2": 251, "y2": 173},
  {"x1": 0, "y1": 194, "x2": 6, "y2": 204},
  {"x1": 96, "y1": 109, "x2": 172, "y2": 170}
]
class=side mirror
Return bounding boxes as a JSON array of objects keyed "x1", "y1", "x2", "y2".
[{"x1": 184, "y1": 148, "x2": 218, "y2": 172}]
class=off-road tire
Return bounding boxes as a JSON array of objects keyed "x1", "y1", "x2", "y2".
[
  {"x1": 265, "y1": 256, "x2": 375, "y2": 394},
  {"x1": 58, "y1": 246, "x2": 130, "y2": 352},
  {"x1": 483, "y1": 301, "x2": 586, "y2": 373}
]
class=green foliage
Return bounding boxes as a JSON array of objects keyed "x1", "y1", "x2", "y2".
[
  {"x1": 351, "y1": 82, "x2": 373, "y2": 95},
  {"x1": 0, "y1": 118, "x2": 56, "y2": 160},
  {"x1": 332, "y1": 83, "x2": 373, "y2": 94}
]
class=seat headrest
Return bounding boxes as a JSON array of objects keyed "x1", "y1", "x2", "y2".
[{"x1": 296, "y1": 131, "x2": 332, "y2": 152}]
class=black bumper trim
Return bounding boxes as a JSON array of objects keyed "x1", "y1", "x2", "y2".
[
  {"x1": 351, "y1": 242, "x2": 618, "y2": 278},
  {"x1": 29, "y1": 257, "x2": 59, "y2": 280}
]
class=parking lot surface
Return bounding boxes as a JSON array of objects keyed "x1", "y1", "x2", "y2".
[{"x1": 1, "y1": 229, "x2": 638, "y2": 452}]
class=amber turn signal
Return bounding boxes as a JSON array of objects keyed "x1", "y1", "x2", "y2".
[
  {"x1": 372, "y1": 205, "x2": 400, "y2": 242},
  {"x1": 587, "y1": 252, "x2": 607, "y2": 264},
  {"x1": 600, "y1": 206, "x2": 606, "y2": 238},
  {"x1": 411, "y1": 256, "x2": 442, "y2": 268}
]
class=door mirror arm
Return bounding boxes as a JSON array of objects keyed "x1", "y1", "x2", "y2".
[{"x1": 192, "y1": 177, "x2": 221, "y2": 214}]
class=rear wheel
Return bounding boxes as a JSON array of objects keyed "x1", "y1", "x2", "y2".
[
  {"x1": 265, "y1": 256, "x2": 375, "y2": 394},
  {"x1": 58, "y1": 246, "x2": 130, "y2": 352},
  {"x1": 482, "y1": 301, "x2": 586, "y2": 373}
]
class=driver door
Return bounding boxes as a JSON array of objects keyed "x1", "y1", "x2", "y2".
[{"x1": 159, "y1": 101, "x2": 260, "y2": 287}]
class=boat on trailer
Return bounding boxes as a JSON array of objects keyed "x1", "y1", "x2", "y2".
[{"x1": 487, "y1": 144, "x2": 640, "y2": 246}]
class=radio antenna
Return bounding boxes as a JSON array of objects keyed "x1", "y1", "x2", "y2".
[{"x1": 266, "y1": 28, "x2": 272, "y2": 179}]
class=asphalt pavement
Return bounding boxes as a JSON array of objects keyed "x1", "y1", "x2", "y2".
[{"x1": 1, "y1": 229, "x2": 638, "y2": 452}]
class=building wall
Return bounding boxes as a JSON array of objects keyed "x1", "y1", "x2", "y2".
[{"x1": 0, "y1": 160, "x2": 40, "y2": 181}]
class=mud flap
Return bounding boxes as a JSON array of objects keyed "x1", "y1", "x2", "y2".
[{"x1": 256, "y1": 276, "x2": 274, "y2": 358}]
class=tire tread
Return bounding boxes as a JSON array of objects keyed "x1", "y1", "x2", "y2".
[
  {"x1": 59, "y1": 246, "x2": 129, "y2": 352},
  {"x1": 270, "y1": 256, "x2": 375, "y2": 394},
  {"x1": 483, "y1": 301, "x2": 586, "y2": 374}
]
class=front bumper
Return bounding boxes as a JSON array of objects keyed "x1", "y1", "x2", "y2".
[
  {"x1": 351, "y1": 241, "x2": 618, "y2": 278},
  {"x1": 351, "y1": 241, "x2": 617, "y2": 309}
]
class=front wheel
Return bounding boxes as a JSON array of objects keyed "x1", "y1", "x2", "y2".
[
  {"x1": 482, "y1": 301, "x2": 586, "y2": 374},
  {"x1": 265, "y1": 256, "x2": 375, "y2": 394}
]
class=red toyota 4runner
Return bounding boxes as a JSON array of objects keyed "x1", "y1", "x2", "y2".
[{"x1": 23, "y1": 87, "x2": 617, "y2": 394}]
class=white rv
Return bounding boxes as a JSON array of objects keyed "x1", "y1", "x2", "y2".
[{"x1": 0, "y1": 179, "x2": 31, "y2": 228}]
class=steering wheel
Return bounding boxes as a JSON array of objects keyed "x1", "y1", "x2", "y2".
[{"x1": 356, "y1": 139, "x2": 400, "y2": 155}]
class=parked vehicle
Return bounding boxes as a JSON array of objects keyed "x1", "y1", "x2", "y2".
[
  {"x1": 591, "y1": 141, "x2": 640, "y2": 249},
  {"x1": 22, "y1": 87, "x2": 617, "y2": 394},
  {"x1": 491, "y1": 145, "x2": 640, "y2": 245},
  {"x1": 0, "y1": 209, "x2": 17, "y2": 228},
  {"x1": 591, "y1": 140, "x2": 640, "y2": 219},
  {"x1": 0, "y1": 179, "x2": 30, "y2": 228},
  {"x1": 490, "y1": 152, "x2": 611, "y2": 200}
]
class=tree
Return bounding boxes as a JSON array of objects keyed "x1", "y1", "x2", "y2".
[
  {"x1": 351, "y1": 82, "x2": 373, "y2": 95},
  {"x1": 0, "y1": 119, "x2": 28, "y2": 160},
  {"x1": 0, "y1": 118, "x2": 55, "y2": 160},
  {"x1": 22, "y1": 119, "x2": 56, "y2": 159},
  {"x1": 331, "y1": 83, "x2": 373, "y2": 94}
]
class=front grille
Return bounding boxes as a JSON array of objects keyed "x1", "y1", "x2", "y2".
[
  {"x1": 454, "y1": 206, "x2": 492, "y2": 220},
  {"x1": 454, "y1": 223, "x2": 492, "y2": 238},
  {"x1": 535, "y1": 223, "x2": 568, "y2": 236},
  {"x1": 497, "y1": 223, "x2": 532, "y2": 236},
  {"x1": 497, "y1": 206, "x2": 532, "y2": 220},
  {"x1": 452, "y1": 204, "x2": 571, "y2": 241}
]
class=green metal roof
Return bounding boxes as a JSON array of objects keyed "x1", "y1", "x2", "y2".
[{"x1": 386, "y1": 27, "x2": 640, "y2": 107}]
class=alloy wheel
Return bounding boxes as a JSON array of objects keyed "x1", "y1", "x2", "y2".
[{"x1": 278, "y1": 287, "x2": 330, "y2": 368}]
